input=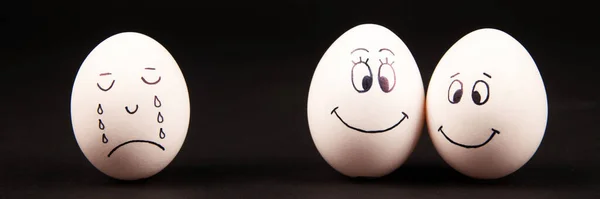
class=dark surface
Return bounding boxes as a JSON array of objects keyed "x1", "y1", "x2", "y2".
[{"x1": 1, "y1": 1, "x2": 599, "y2": 198}]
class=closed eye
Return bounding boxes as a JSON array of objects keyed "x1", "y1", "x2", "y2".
[
  {"x1": 141, "y1": 76, "x2": 161, "y2": 85},
  {"x1": 97, "y1": 80, "x2": 115, "y2": 91}
]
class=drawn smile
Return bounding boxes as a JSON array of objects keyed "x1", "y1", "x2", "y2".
[
  {"x1": 107, "y1": 140, "x2": 165, "y2": 157},
  {"x1": 125, "y1": 105, "x2": 139, "y2": 114},
  {"x1": 331, "y1": 106, "x2": 409, "y2": 133},
  {"x1": 438, "y1": 126, "x2": 500, "y2": 148}
]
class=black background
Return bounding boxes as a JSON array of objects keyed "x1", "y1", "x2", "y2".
[{"x1": 1, "y1": 0, "x2": 599, "y2": 198}]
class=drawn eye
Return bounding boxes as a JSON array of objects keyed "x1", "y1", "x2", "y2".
[
  {"x1": 351, "y1": 57, "x2": 373, "y2": 93},
  {"x1": 378, "y1": 58, "x2": 396, "y2": 93},
  {"x1": 141, "y1": 67, "x2": 161, "y2": 85},
  {"x1": 447, "y1": 79, "x2": 463, "y2": 104},
  {"x1": 141, "y1": 76, "x2": 161, "y2": 85},
  {"x1": 472, "y1": 80, "x2": 489, "y2": 105},
  {"x1": 97, "y1": 80, "x2": 115, "y2": 91},
  {"x1": 97, "y1": 72, "x2": 115, "y2": 91}
]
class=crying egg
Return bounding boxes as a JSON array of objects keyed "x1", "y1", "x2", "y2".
[{"x1": 70, "y1": 32, "x2": 190, "y2": 180}]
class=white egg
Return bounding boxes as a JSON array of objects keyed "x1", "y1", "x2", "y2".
[
  {"x1": 71, "y1": 32, "x2": 190, "y2": 180},
  {"x1": 307, "y1": 24, "x2": 425, "y2": 177},
  {"x1": 426, "y1": 28, "x2": 548, "y2": 179}
]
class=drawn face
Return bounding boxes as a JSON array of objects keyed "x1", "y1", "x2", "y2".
[
  {"x1": 426, "y1": 28, "x2": 547, "y2": 179},
  {"x1": 307, "y1": 24, "x2": 425, "y2": 177},
  {"x1": 438, "y1": 72, "x2": 499, "y2": 149},
  {"x1": 71, "y1": 32, "x2": 190, "y2": 180}
]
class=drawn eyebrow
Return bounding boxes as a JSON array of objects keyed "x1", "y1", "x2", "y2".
[
  {"x1": 351, "y1": 48, "x2": 369, "y2": 54},
  {"x1": 483, "y1": 72, "x2": 492, "y2": 78},
  {"x1": 450, "y1": 73, "x2": 460, "y2": 78},
  {"x1": 99, "y1": 73, "x2": 112, "y2": 76},
  {"x1": 379, "y1": 48, "x2": 395, "y2": 56},
  {"x1": 145, "y1": 67, "x2": 156, "y2": 70}
]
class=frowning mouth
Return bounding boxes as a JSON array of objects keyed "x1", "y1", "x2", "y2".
[
  {"x1": 330, "y1": 106, "x2": 409, "y2": 134},
  {"x1": 438, "y1": 126, "x2": 500, "y2": 149},
  {"x1": 107, "y1": 140, "x2": 165, "y2": 157}
]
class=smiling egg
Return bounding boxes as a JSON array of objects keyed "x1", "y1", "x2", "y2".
[
  {"x1": 71, "y1": 32, "x2": 190, "y2": 180},
  {"x1": 307, "y1": 24, "x2": 425, "y2": 178},
  {"x1": 426, "y1": 28, "x2": 548, "y2": 179}
]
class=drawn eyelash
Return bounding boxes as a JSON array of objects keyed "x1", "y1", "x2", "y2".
[
  {"x1": 379, "y1": 57, "x2": 395, "y2": 66},
  {"x1": 352, "y1": 56, "x2": 370, "y2": 65}
]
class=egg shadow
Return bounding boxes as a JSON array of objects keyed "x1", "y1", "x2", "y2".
[
  {"x1": 354, "y1": 164, "x2": 593, "y2": 189},
  {"x1": 147, "y1": 158, "x2": 345, "y2": 186},
  {"x1": 120, "y1": 158, "x2": 593, "y2": 190}
]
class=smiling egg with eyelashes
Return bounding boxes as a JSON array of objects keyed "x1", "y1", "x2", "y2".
[
  {"x1": 71, "y1": 32, "x2": 190, "y2": 180},
  {"x1": 307, "y1": 24, "x2": 425, "y2": 178},
  {"x1": 426, "y1": 28, "x2": 548, "y2": 179}
]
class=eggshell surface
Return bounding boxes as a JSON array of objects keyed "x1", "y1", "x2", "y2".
[
  {"x1": 426, "y1": 28, "x2": 547, "y2": 179},
  {"x1": 307, "y1": 24, "x2": 425, "y2": 177},
  {"x1": 71, "y1": 32, "x2": 190, "y2": 180}
]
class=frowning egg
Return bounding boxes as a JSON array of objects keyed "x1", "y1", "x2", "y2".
[{"x1": 71, "y1": 32, "x2": 190, "y2": 180}]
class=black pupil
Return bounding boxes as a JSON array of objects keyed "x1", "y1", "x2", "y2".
[
  {"x1": 453, "y1": 90, "x2": 463, "y2": 103},
  {"x1": 472, "y1": 91, "x2": 481, "y2": 103},
  {"x1": 380, "y1": 76, "x2": 390, "y2": 92},
  {"x1": 362, "y1": 76, "x2": 372, "y2": 91}
]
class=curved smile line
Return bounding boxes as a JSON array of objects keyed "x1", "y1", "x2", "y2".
[
  {"x1": 331, "y1": 106, "x2": 409, "y2": 133},
  {"x1": 125, "y1": 105, "x2": 139, "y2": 114},
  {"x1": 438, "y1": 126, "x2": 500, "y2": 148},
  {"x1": 107, "y1": 140, "x2": 165, "y2": 157}
]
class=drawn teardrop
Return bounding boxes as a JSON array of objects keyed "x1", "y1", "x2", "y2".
[
  {"x1": 154, "y1": 95, "x2": 161, "y2": 107},
  {"x1": 97, "y1": 104, "x2": 103, "y2": 115},
  {"x1": 157, "y1": 112, "x2": 164, "y2": 123},
  {"x1": 99, "y1": 119, "x2": 105, "y2": 130},
  {"x1": 102, "y1": 133, "x2": 108, "y2": 143},
  {"x1": 159, "y1": 128, "x2": 165, "y2": 139}
]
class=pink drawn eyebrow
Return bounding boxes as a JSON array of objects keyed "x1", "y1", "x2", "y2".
[
  {"x1": 351, "y1": 48, "x2": 369, "y2": 54},
  {"x1": 145, "y1": 67, "x2": 156, "y2": 70},
  {"x1": 379, "y1": 48, "x2": 395, "y2": 56},
  {"x1": 99, "y1": 73, "x2": 112, "y2": 76}
]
